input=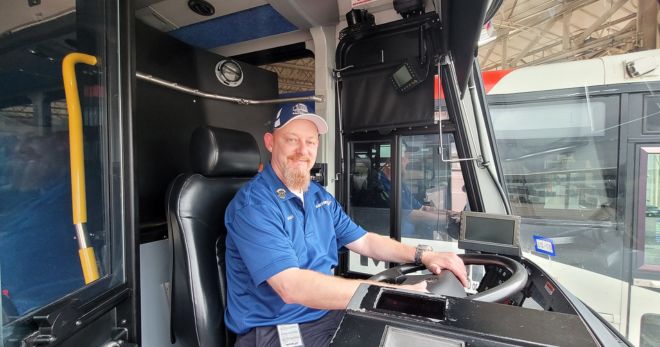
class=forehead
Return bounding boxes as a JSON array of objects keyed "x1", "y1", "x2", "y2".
[{"x1": 275, "y1": 119, "x2": 319, "y2": 138}]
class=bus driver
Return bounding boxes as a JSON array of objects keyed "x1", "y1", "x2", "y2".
[{"x1": 224, "y1": 103, "x2": 468, "y2": 347}]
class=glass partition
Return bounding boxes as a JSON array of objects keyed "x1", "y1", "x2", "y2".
[
  {"x1": 348, "y1": 141, "x2": 392, "y2": 237},
  {"x1": 0, "y1": 3, "x2": 115, "y2": 332},
  {"x1": 347, "y1": 133, "x2": 467, "y2": 274},
  {"x1": 398, "y1": 134, "x2": 465, "y2": 244}
]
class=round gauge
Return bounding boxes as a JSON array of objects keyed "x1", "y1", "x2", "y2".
[{"x1": 215, "y1": 59, "x2": 243, "y2": 87}]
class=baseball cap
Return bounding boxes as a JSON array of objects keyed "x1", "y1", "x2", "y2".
[{"x1": 272, "y1": 103, "x2": 328, "y2": 134}]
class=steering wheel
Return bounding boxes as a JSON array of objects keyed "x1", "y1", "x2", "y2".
[{"x1": 368, "y1": 253, "x2": 528, "y2": 302}]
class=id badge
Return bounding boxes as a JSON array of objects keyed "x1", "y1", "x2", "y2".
[{"x1": 277, "y1": 323, "x2": 304, "y2": 347}]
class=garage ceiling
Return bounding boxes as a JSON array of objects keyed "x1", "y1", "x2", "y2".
[{"x1": 480, "y1": 0, "x2": 655, "y2": 70}]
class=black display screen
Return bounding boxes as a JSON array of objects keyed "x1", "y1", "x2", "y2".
[
  {"x1": 392, "y1": 65, "x2": 413, "y2": 87},
  {"x1": 459, "y1": 212, "x2": 521, "y2": 255},
  {"x1": 464, "y1": 215, "x2": 515, "y2": 245}
]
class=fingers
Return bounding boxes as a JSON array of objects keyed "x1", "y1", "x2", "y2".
[
  {"x1": 457, "y1": 271, "x2": 469, "y2": 288},
  {"x1": 399, "y1": 280, "x2": 429, "y2": 293},
  {"x1": 446, "y1": 254, "x2": 469, "y2": 287},
  {"x1": 417, "y1": 280, "x2": 429, "y2": 293},
  {"x1": 427, "y1": 253, "x2": 469, "y2": 288}
]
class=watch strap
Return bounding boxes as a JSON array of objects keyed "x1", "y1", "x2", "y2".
[{"x1": 414, "y1": 245, "x2": 432, "y2": 265}]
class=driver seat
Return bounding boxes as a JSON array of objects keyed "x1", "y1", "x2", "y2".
[{"x1": 166, "y1": 126, "x2": 260, "y2": 347}]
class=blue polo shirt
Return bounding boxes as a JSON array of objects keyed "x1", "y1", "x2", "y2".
[{"x1": 224, "y1": 164, "x2": 367, "y2": 334}]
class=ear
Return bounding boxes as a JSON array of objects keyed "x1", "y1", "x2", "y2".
[{"x1": 264, "y1": 132, "x2": 274, "y2": 153}]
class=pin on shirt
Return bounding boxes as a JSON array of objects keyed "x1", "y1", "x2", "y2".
[{"x1": 276, "y1": 188, "x2": 287, "y2": 200}]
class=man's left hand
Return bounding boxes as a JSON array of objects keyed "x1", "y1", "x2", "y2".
[{"x1": 422, "y1": 252, "x2": 468, "y2": 287}]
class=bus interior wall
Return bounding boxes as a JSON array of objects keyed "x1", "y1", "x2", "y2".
[{"x1": 135, "y1": 22, "x2": 278, "y2": 242}]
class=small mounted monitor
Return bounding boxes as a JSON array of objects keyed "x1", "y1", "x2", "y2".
[{"x1": 458, "y1": 211, "x2": 521, "y2": 256}]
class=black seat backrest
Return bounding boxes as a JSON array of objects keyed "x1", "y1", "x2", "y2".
[{"x1": 167, "y1": 126, "x2": 259, "y2": 347}]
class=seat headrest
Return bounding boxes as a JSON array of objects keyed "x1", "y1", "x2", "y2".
[{"x1": 190, "y1": 126, "x2": 260, "y2": 177}]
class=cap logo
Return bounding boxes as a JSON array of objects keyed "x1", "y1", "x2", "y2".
[
  {"x1": 292, "y1": 103, "x2": 308, "y2": 115},
  {"x1": 274, "y1": 109, "x2": 282, "y2": 128}
]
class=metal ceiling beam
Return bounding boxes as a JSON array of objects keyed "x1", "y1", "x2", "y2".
[
  {"x1": 519, "y1": 12, "x2": 636, "y2": 60},
  {"x1": 509, "y1": 17, "x2": 559, "y2": 66},
  {"x1": 520, "y1": 24, "x2": 637, "y2": 66},
  {"x1": 563, "y1": 10, "x2": 571, "y2": 50},
  {"x1": 638, "y1": 0, "x2": 659, "y2": 49},
  {"x1": 489, "y1": 0, "x2": 598, "y2": 46},
  {"x1": 574, "y1": 0, "x2": 628, "y2": 44},
  {"x1": 268, "y1": 62, "x2": 315, "y2": 72},
  {"x1": 481, "y1": 9, "x2": 638, "y2": 70}
]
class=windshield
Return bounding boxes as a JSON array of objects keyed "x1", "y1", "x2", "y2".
[{"x1": 486, "y1": 52, "x2": 660, "y2": 346}]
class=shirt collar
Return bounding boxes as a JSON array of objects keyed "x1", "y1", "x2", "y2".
[{"x1": 262, "y1": 163, "x2": 320, "y2": 201}]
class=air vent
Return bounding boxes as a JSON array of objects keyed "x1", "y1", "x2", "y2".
[{"x1": 188, "y1": 0, "x2": 215, "y2": 17}]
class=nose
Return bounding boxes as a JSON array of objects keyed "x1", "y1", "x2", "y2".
[{"x1": 296, "y1": 140, "x2": 308, "y2": 154}]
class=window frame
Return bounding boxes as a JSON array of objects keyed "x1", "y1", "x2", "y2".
[{"x1": 635, "y1": 146, "x2": 660, "y2": 273}]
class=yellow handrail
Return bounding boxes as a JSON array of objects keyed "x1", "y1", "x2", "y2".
[{"x1": 62, "y1": 52, "x2": 100, "y2": 284}]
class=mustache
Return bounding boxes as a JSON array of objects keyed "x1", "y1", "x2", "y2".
[{"x1": 288, "y1": 155, "x2": 311, "y2": 163}]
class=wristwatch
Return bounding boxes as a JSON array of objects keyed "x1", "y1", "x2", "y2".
[{"x1": 414, "y1": 244, "x2": 433, "y2": 265}]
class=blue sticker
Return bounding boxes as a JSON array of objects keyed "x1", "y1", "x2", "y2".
[{"x1": 533, "y1": 235, "x2": 556, "y2": 256}]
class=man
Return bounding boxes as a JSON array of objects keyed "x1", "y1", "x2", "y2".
[{"x1": 225, "y1": 103, "x2": 467, "y2": 346}]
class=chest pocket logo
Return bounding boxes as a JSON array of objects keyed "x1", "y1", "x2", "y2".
[
  {"x1": 287, "y1": 215, "x2": 294, "y2": 221},
  {"x1": 315, "y1": 200, "x2": 332, "y2": 209}
]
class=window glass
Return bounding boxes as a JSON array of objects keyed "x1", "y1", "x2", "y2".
[
  {"x1": 643, "y1": 95, "x2": 660, "y2": 133},
  {"x1": 639, "y1": 150, "x2": 660, "y2": 270},
  {"x1": 348, "y1": 141, "x2": 392, "y2": 236},
  {"x1": 641, "y1": 313, "x2": 660, "y2": 347},
  {"x1": 399, "y1": 134, "x2": 465, "y2": 244},
  {"x1": 491, "y1": 96, "x2": 619, "y2": 222},
  {"x1": 0, "y1": 9, "x2": 109, "y2": 326},
  {"x1": 490, "y1": 95, "x2": 625, "y2": 280},
  {"x1": 347, "y1": 134, "x2": 467, "y2": 274}
]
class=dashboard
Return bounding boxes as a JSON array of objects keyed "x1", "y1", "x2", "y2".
[{"x1": 331, "y1": 259, "x2": 598, "y2": 346}]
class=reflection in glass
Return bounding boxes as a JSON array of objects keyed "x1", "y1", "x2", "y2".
[
  {"x1": 644, "y1": 153, "x2": 660, "y2": 267},
  {"x1": 490, "y1": 95, "x2": 625, "y2": 280},
  {"x1": 347, "y1": 135, "x2": 468, "y2": 243},
  {"x1": 0, "y1": 10, "x2": 108, "y2": 323},
  {"x1": 491, "y1": 97, "x2": 618, "y2": 222},
  {"x1": 399, "y1": 134, "x2": 465, "y2": 242},
  {"x1": 347, "y1": 135, "x2": 468, "y2": 275},
  {"x1": 349, "y1": 141, "x2": 392, "y2": 236}
]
